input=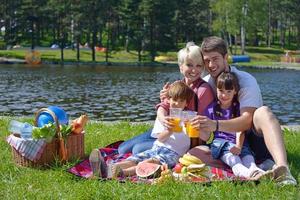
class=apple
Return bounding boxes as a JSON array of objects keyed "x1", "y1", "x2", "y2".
[{"x1": 173, "y1": 163, "x2": 183, "y2": 173}]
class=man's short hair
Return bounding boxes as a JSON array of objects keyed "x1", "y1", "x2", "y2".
[{"x1": 201, "y1": 36, "x2": 228, "y2": 56}]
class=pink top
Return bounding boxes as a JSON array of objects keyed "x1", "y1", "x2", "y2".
[{"x1": 156, "y1": 78, "x2": 215, "y2": 115}]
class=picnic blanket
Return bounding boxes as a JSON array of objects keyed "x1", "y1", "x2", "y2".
[
  {"x1": 68, "y1": 141, "x2": 237, "y2": 183},
  {"x1": 7, "y1": 134, "x2": 46, "y2": 161}
]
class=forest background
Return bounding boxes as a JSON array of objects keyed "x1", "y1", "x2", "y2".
[{"x1": 0, "y1": 0, "x2": 300, "y2": 63}]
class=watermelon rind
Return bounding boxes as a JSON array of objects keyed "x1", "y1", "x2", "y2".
[{"x1": 136, "y1": 163, "x2": 162, "y2": 179}]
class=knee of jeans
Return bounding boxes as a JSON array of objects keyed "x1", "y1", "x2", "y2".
[
  {"x1": 118, "y1": 143, "x2": 132, "y2": 155},
  {"x1": 132, "y1": 143, "x2": 151, "y2": 155},
  {"x1": 132, "y1": 145, "x2": 145, "y2": 155}
]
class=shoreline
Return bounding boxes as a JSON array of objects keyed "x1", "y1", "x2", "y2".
[
  {"x1": 1, "y1": 116, "x2": 299, "y2": 131},
  {"x1": 1, "y1": 56, "x2": 300, "y2": 70}
]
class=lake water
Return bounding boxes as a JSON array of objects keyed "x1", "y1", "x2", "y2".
[{"x1": 0, "y1": 64, "x2": 299, "y2": 125}]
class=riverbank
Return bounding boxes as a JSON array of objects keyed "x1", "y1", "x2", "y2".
[
  {"x1": 1, "y1": 56, "x2": 300, "y2": 70},
  {"x1": 1, "y1": 45, "x2": 300, "y2": 69},
  {"x1": 2, "y1": 116, "x2": 299, "y2": 131}
]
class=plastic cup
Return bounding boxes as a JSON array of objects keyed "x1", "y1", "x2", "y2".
[
  {"x1": 184, "y1": 111, "x2": 199, "y2": 138},
  {"x1": 21, "y1": 123, "x2": 33, "y2": 139},
  {"x1": 9, "y1": 120, "x2": 24, "y2": 134},
  {"x1": 169, "y1": 108, "x2": 182, "y2": 132},
  {"x1": 186, "y1": 122, "x2": 199, "y2": 138},
  {"x1": 9, "y1": 120, "x2": 33, "y2": 139}
]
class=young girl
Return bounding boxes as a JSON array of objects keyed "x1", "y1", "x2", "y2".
[
  {"x1": 205, "y1": 72, "x2": 266, "y2": 179},
  {"x1": 89, "y1": 82, "x2": 194, "y2": 178}
]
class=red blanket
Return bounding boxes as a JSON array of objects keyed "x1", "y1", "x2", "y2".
[{"x1": 68, "y1": 141, "x2": 236, "y2": 183}]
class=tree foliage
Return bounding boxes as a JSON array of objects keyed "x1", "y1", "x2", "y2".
[{"x1": 1, "y1": 0, "x2": 299, "y2": 60}]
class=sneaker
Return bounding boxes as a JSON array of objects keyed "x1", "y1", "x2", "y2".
[
  {"x1": 89, "y1": 149, "x2": 107, "y2": 178},
  {"x1": 273, "y1": 166, "x2": 297, "y2": 186}
]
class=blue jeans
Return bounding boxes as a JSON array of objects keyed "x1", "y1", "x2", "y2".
[{"x1": 118, "y1": 129, "x2": 156, "y2": 155}]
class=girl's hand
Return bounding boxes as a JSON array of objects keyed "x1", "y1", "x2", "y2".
[
  {"x1": 230, "y1": 146, "x2": 241, "y2": 155},
  {"x1": 190, "y1": 115, "x2": 214, "y2": 141},
  {"x1": 160, "y1": 82, "x2": 171, "y2": 102},
  {"x1": 189, "y1": 115, "x2": 201, "y2": 130},
  {"x1": 197, "y1": 115, "x2": 218, "y2": 132}
]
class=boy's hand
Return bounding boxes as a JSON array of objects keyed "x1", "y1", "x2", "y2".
[
  {"x1": 230, "y1": 146, "x2": 241, "y2": 155},
  {"x1": 160, "y1": 82, "x2": 170, "y2": 102},
  {"x1": 158, "y1": 115, "x2": 174, "y2": 130}
]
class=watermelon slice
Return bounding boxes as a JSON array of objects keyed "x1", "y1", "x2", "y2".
[{"x1": 136, "y1": 162, "x2": 162, "y2": 179}]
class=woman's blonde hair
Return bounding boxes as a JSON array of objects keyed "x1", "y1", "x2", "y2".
[{"x1": 178, "y1": 42, "x2": 204, "y2": 66}]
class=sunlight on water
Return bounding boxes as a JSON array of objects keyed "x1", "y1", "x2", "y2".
[{"x1": 0, "y1": 65, "x2": 299, "y2": 125}]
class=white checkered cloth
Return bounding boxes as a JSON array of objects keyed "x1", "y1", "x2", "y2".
[{"x1": 7, "y1": 134, "x2": 46, "y2": 161}]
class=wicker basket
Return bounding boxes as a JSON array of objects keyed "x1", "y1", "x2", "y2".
[{"x1": 11, "y1": 108, "x2": 85, "y2": 168}]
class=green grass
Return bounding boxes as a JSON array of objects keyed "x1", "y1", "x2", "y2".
[
  {"x1": 2, "y1": 45, "x2": 300, "y2": 69},
  {"x1": 0, "y1": 117, "x2": 299, "y2": 199},
  {"x1": 0, "y1": 49, "x2": 154, "y2": 63}
]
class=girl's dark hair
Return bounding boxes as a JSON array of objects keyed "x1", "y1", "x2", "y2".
[{"x1": 214, "y1": 72, "x2": 240, "y2": 118}]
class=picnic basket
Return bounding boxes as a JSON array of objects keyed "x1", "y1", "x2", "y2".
[{"x1": 11, "y1": 108, "x2": 85, "y2": 168}]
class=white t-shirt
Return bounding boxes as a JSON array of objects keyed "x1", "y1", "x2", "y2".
[
  {"x1": 203, "y1": 66, "x2": 263, "y2": 109},
  {"x1": 151, "y1": 118, "x2": 190, "y2": 157}
]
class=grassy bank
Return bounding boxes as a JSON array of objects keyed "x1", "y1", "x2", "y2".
[
  {"x1": 1, "y1": 45, "x2": 300, "y2": 69},
  {"x1": 0, "y1": 117, "x2": 299, "y2": 199},
  {"x1": 0, "y1": 48, "x2": 156, "y2": 63}
]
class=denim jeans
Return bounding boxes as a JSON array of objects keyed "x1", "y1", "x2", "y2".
[{"x1": 118, "y1": 129, "x2": 156, "y2": 155}]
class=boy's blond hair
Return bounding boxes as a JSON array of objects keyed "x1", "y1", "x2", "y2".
[
  {"x1": 168, "y1": 81, "x2": 194, "y2": 102},
  {"x1": 178, "y1": 42, "x2": 204, "y2": 66}
]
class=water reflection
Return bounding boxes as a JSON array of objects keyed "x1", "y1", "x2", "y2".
[{"x1": 0, "y1": 64, "x2": 299, "y2": 125}]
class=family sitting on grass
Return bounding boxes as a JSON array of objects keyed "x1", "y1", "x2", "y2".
[{"x1": 89, "y1": 36, "x2": 297, "y2": 186}]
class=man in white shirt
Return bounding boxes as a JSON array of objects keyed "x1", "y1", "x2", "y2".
[{"x1": 189, "y1": 36, "x2": 296, "y2": 186}]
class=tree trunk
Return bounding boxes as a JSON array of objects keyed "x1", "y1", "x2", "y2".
[
  {"x1": 228, "y1": 33, "x2": 233, "y2": 55},
  {"x1": 234, "y1": 34, "x2": 237, "y2": 55},
  {"x1": 105, "y1": 28, "x2": 109, "y2": 63},
  {"x1": 279, "y1": 19, "x2": 285, "y2": 48},
  {"x1": 76, "y1": 36, "x2": 80, "y2": 61},
  {"x1": 60, "y1": 33, "x2": 65, "y2": 63},
  {"x1": 98, "y1": 27, "x2": 103, "y2": 47},
  {"x1": 125, "y1": 25, "x2": 129, "y2": 52},
  {"x1": 60, "y1": 47, "x2": 64, "y2": 63},
  {"x1": 150, "y1": 16, "x2": 155, "y2": 62},
  {"x1": 241, "y1": 25, "x2": 245, "y2": 55},
  {"x1": 267, "y1": 0, "x2": 271, "y2": 47},
  {"x1": 92, "y1": 30, "x2": 96, "y2": 62},
  {"x1": 297, "y1": 24, "x2": 300, "y2": 48}
]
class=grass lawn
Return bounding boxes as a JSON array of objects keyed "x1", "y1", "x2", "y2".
[
  {"x1": 0, "y1": 48, "x2": 154, "y2": 63},
  {"x1": 0, "y1": 117, "x2": 299, "y2": 199},
  {"x1": 1, "y1": 45, "x2": 300, "y2": 71}
]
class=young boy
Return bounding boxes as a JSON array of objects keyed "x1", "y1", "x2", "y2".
[{"x1": 89, "y1": 81, "x2": 194, "y2": 178}]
